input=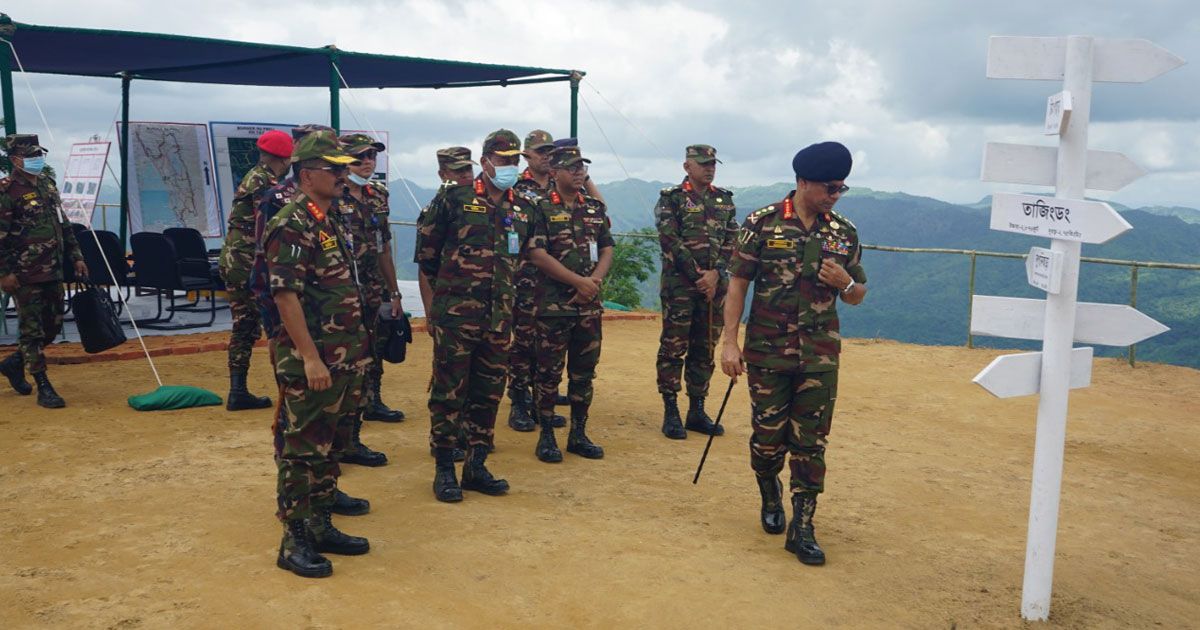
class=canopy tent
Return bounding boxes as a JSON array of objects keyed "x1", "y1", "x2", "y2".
[{"x1": 0, "y1": 13, "x2": 584, "y2": 247}]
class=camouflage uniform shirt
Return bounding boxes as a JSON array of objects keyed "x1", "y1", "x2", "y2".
[
  {"x1": 336, "y1": 181, "x2": 392, "y2": 301},
  {"x1": 263, "y1": 192, "x2": 371, "y2": 376},
  {"x1": 655, "y1": 178, "x2": 738, "y2": 287},
  {"x1": 530, "y1": 190, "x2": 614, "y2": 317},
  {"x1": 0, "y1": 174, "x2": 82, "y2": 283},
  {"x1": 728, "y1": 192, "x2": 866, "y2": 372},
  {"x1": 219, "y1": 163, "x2": 278, "y2": 287},
  {"x1": 512, "y1": 170, "x2": 552, "y2": 290}
]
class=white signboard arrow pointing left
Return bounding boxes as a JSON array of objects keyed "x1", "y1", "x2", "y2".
[{"x1": 973, "y1": 347, "x2": 1094, "y2": 399}]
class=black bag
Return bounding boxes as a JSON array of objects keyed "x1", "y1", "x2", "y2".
[
  {"x1": 70, "y1": 284, "x2": 127, "y2": 354},
  {"x1": 375, "y1": 306, "x2": 412, "y2": 364}
]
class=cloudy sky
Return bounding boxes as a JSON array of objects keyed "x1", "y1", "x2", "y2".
[{"x1": 5, "y1": 0, "x2": 1198, "y2": 213}]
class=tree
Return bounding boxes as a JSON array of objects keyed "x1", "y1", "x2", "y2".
[{"x1": 603, "y1": 227, "x2": 657, "y2": 309}]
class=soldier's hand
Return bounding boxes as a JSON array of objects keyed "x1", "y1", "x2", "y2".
[
  {"x1": 0, "y1": 274, "x2": 17, "y2": 293},
  {"x1": 390, "y1": 295, "x2": 402, "y2": 318},
  {"x1": 573, "y1": 275, "x2": 600, "y2": 302},
  {"x1": 75, "y1": 261, "x2": 89, "y2": 280},
  {"x1": 695, "y1": 269, "x2": 718, "y2": 296},
  {"x1": 304, "y1": 358, "x2": 333, "y2": 392},
  {"x1": 720, "y1": 342, "x2": 745, "y2": 381},
  {"x1": 818, "y1": 259, "x2": 851, "y2": 290}
]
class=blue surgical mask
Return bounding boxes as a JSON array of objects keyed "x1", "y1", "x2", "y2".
[
  {"x1": 21, "y1": 156, "x2": 46, "y2": 176},
  {"x1": 347, "y1": 172, "x2": 370, "y2": 186},
  {"x1": 488, "y1": 164, "x2": 519, "y2": 190}
]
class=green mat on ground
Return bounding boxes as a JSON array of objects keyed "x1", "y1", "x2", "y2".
[
  {"x1": 127, "y1": 385, "x2": 223, "y2": 411},
  {"x1": 602, "y1": 301, "x2": 632, "y2": 312}
]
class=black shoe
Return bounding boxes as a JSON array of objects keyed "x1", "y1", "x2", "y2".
[
  {"x1": 551, "y1": 412, "x2": 567, "y2": 429},
  {"x1": 363, "y1": 374, "x2": 404, "y2": 422},
  {"x1": 0, "y1": 353, "x2": 32, "y2": 396},
  {"x1": 429, "y1": 445, "x2": 466, "y2": 462},
  {"x1": 460, "y1": 446, "x2": 510, "y2": 495},
  {"x1": 756, "y1": 474, "x2": 786, "y2": 535},
  {"x1": 277, "y1": 519, "x2": 332, "y2": 578},
  {"x1": 685, "y1": 395, "x2": 724, "y2": 436},
  {"x1": 507, "y1": 388, "x2": 536, "y2": 432},
  {"x1": 535, "y1": 418, "x2": 563, "y2": 463},
  {"x1": 330, "y1": 488, "x2": 370, "y2": 516},
  {"x1": 784, "y1": 492, "x2": 826, "y2": 565},
  {"x1": 341, "y1": 415, "x2": 388, "y2": 467},
  {"x1": 566, "y1": 406, "x2": 604, "y2": 459},
  {"x1": 433, "y1": 447, "x2": 463, "y2": 503},
  {"x1": 33, "y1": 372, "x2": 65, "y2": 409},
  {"x1": 554, "y1": 391, "x2": 570, "y2": 406},
  {"x1": 306, "y1": 509, "x2": 370, "y2": 555},
  {"x1": 661, "y1": 394, "x2": 686, "y2": 439},
  {"x1": 226, "y1": 371, "x2": 271, "y2": 411}
]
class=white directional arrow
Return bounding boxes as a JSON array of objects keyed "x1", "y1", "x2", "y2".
[
  {"x1": 988, "y1": 37, "x2": 1186, "y2": 83},
  {"x1": 990, "y1": 192, "x2": 1132, "y2": 244},
  {"x1": 973, "y1": 347, "x2": 1094, "y2": 399},
  {"x1": 971, "y1": 295, "x2": 1170, "y2": 346},
  {"x1": 981, "y1": 143, "x2": 1147, "y2": 192}
]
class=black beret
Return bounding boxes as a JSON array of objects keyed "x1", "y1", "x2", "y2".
[{"x1": 792, "y1": 141, "x2": 852, "y2": 181}]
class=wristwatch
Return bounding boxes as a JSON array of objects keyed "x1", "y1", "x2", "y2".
[{"x1": 841, "y1": 278, "x2": 856, "y2": 294}]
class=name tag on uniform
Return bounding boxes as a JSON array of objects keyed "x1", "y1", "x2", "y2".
[
  {"x1": 766, "y1": 239, "x2": 795, "y2": 249},
  {"x1": 589, "y1": 241, "x2": 599, "y2": 263},
  {"x1": 583, "y1": 217, "x2": 604, "y2": 225},
  {"x1": 318, "y1": 230, "x2": 337, "y2": 251},
  {"x1": 22, "y1": 192, "x2": 38, "y2": 201},
  {"x1": 463, "y1": 204, "x2": 487, "y2": 213},
  {"x1": 549, "y1": 214, "x2": 571, "y2": 222},
  {"x1": 507, "y1": 231, "x2": 520, "y2": 255}
]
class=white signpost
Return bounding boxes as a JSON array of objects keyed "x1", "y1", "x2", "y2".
[
  {"x1": 1025, "y1": 247, "x2": 1063, "y2": 293},
  {"x1": 978, "y1": 35, "x2": 1181, "y2": 621},
  {"x1": 1043, "y1": 91, "x2": 1072, "y2": 135},
  {"x1": 981, "y1": 142, "x2": 1147, "y2": 192}
]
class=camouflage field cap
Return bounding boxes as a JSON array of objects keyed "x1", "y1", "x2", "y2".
[
  {"x1": 4, "y1": 133, "x2": 48, "y2": 156},
  {"x1": 523, "y1": 129, "x2": 555, "y2": 153},
  {"x1": 339, "y1": 133, "x2": 385, "y2": 155},
  {"x1": 482, "y1": 129, "x2": 522, "y2": 156},
  {"x1": 292, "y1": 130, "x2": 361, "y2": 166},
  {"x1": 291, "y1": 123, "x2": 334, "y2": 141},
  {"x1": 436, "y1": 146, "x2": 475, "y2": 169},
  {"x1": 549, "y1": 145, "x2": 591, "y2": 169},
  {"x1": 686, "y1": 144, "x2": 722, "y2": 164}
]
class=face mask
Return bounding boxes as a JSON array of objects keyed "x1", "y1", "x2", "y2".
[
  {"x1": 347, "y1": 172, "x2": 370, "y2": 186},
  {"x1": 21, "y1": 156, "x2": 46, "y2": 176},
  {"x1": 488, "y1": 164, "x2": 519, "y2": 190}
]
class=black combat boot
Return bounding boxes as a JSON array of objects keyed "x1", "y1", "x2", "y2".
[
  {"x1": 566, "y1": 404, "x2": 604, "y2": 459},
  {"x1": 428, "y1": 445, "x2": 466, "y2": 461},
  {"x1": 554, "y1": 390, "x2": 570, "y2": 406},
  {"x1": 226, "y1": 370, "x2": 272, "y2": 411},
  {"x1": 306, "y1": 509, "x2": 370, "y2": 555},
  {"x1": 330, "y1": 488, "x2": 370, "y2": 516},
  {"x1": 432, "y1": 447, "x2": 463, "y2": 503},
  {"x1": 341, "y1": 414, "x2": 388, "y2": 467},
  {"x1": 784, "y1": 491, "x2": 826, "y2": 565},
  {"x1": 507, "y1": 387, "x2": 536, "y2": 432},
  {"x1": 756, "y1": 474, "x2": 786, "y2": 535},
  {"x1": 277, "y1": 519, "x2": 332, "y2": 578},
  {"x1": 685, "y1": 395, "x2": 724, "y2": 436},
  {"x1": 0, "y1": 352, "x2": 32, "y2": 396},
  {"x1": 535, "y1": 413, "x2": 563, "y2": 463},
  {"x1": 363, "y1": 372, "x2": 404, "y2": 422},
  {"x1": 661, "y1": 393, "x2": 686, "y2": 440},
  {"x1": 460, "y1": 445, "x2": 510, "y2": 495},
  {"x1": 33, "y1": 372, "x2": 65, "y2": 409}
]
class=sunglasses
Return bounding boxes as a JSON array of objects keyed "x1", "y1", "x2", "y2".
[
  {"x1": 805, "y1": 180, "x2": 849, "y2": 196},
  {"x1": 355, "y1": 150, "x2": 378, "y2": 160},
  {"x1": 558, "y1": 164, "x2": 588, "y2": 174}
]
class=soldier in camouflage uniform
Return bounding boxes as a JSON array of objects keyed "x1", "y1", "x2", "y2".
[
  {"x1": 654, "y1": 144, "x2": 738, "y2": 439},
  {"x1": 254, "y1": 125, "x2": 334, "y2": 240},
  {"x1": 721, "y1": 142, "x2": 866, "y2": 567},
  {"x1": 0, "y1": 134, "x2": 87, "y2": 409},
  {"x1": 218, "y1": 130, "x2": 292, "y2": 412},
  {"x1": 416, "y1": 129, "x2": 531, "y2": 502},
  {"x1": 264, "y1": 132, "x2": 372, "y2": 578},
  {"x1": 527, "y1": 145, "x2": 612, "y2": 462}
]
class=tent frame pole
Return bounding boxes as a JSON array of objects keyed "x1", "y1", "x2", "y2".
[
  {"x1": 119, "y1": 72, "x2": 130, "y2": 249},
  {"x1": 569, "y1": 71, "x2": 580, "y2": 137},
  {"x1": 328, "y1": 49, "x2": 340, "y2": 133}
]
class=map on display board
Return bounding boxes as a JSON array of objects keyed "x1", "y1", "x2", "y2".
[
  {"x1": 209, "y1": 122, "x2": 390, "y2": 215},
  {"x1": 117, "y1": 122, "x2": 222, "y2": 237},
  {"x1": 59, "y1": 141, "x2": 111, "y2": 226}
]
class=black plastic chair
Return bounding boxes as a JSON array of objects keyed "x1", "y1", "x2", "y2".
[
  {"x1": 163, "y1": 227, "x2": 228, "y2": 312},
  {"x1": 130, "y1": 232, "x2": 219, "y2": 330}
]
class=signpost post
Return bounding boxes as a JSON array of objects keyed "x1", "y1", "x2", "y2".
[{"x1": 978, "y1": 35, "x2": 1181, "y2": 621}]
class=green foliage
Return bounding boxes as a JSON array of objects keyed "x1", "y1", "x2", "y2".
[{"x1": 604, "y1": 227, "x2": 657, "y2": 309}]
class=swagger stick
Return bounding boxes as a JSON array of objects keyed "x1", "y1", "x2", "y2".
[{"x1": 692, "y1": 377, "x2": 736, "y2": 484}]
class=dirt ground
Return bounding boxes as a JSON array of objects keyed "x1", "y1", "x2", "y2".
[{"x1": 0, "y1": 319, "x2": 1196, "y2": 629}]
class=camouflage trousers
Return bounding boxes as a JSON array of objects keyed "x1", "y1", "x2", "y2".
[
  {"x1": 533, "y1": 314, "x2": 602, "y2": 420},
  {"x1": 428, "y1": 324, "x2": 509, "y2": 450},
  {"x1": 273, "y1": 368, "x2": 364, "y2": 522},
  {"x1": 746, "y1": 366, "x2": 838, "y2": 494},
  {"x1": 11, "y1": 281, "x2": 64, "y2": 374},
  {"x1": 362, "y1": 288, "x2": 384, "y2": 408},
  {"x1": 506, "y1": 279, "x2": 537, "y2": 396},
  {"x1": 226, "y1": 285, "x2": 263, "y2": 372},
  {"x1": 656, "y1": 286, "x2": 726, "y2": 397}
]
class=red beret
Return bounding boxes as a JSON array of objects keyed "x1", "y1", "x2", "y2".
[{"x1": 256, "y1": 130, "x2": 294, "y2": 158}]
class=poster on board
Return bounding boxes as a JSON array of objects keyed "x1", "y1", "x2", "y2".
[
  {"x1": 117, "y1": 121, "x2": 222, "y2": 237},
  {"x1": 59, "y1": 141, "x2": 111, "y2": 227}
]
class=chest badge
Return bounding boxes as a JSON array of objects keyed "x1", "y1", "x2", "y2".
[
  {"x1": 318, "y1": 230, "x2": 338, "y2": 251},
  {"x1": 766, "y1": 239, "x2": 794, "y2": 249},
  {"x1": 464, "y1": 204, "x2": 487, "y2": 213}
]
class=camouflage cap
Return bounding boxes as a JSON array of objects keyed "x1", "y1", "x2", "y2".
[
  {"x1": 436, "y1": 146, "x2": 475, "y2": 169},
  {"x1": 686, "y1": 144, "x2": 722, "y2": 164},
  {"x1": 292, "y1": 130, "x2": 361, "y2": 166},
  {"x1": 523, "y1": 129, "x2": 555, "y2": 153},
  {"x1": 4, "y1": 134, "x2": 48, "y2": 156},
  {"x1": 482, "y1": 129, "x2": 522, "y2": 157},
  {"x1": 339, "y1": 132, "x2": 386, "y2": 155},
  {"x1": 549, "y1": 145, "x2": 591, "y2": 169},
  {"x1": 291, "y1": 123, "x2": 334, "y2": 141}
]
